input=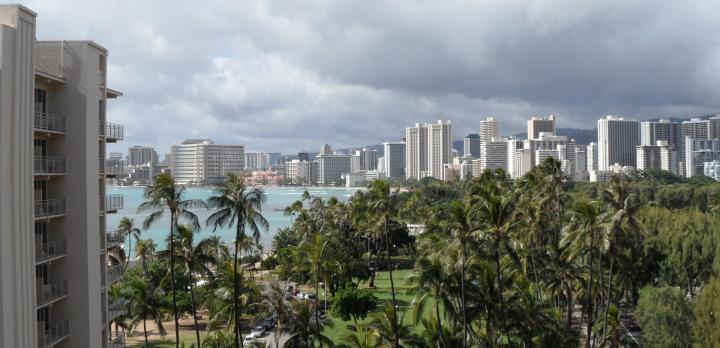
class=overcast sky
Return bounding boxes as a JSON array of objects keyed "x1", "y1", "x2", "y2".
[{"x1": 26, "y1": 0, "x2": 720, "y2": 156}]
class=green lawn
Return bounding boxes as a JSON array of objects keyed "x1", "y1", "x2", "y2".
[
  {"x1": 129, "y1": 331, "x2": 208, "y2": 348},
  {"x1": 322, "y1": 269, "x2": 432, "y2": 342}
]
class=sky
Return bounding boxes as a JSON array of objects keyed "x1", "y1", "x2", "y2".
[{"x1": 25, "y1": 0, "x2": 720, "y2": 156}]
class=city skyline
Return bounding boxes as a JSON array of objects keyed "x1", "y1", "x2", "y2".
[{"x1": 21, "y1": 0, "x2": 720, "y2": 155}]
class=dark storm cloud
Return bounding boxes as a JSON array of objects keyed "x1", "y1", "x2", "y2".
[{"x1": 25, "y1": 0, "x2": 720, "y2": 155}]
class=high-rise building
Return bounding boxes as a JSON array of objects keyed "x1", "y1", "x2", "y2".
[
  {"x1": 479, "y1": 117, "x2": 500, "y2": 143},
  {"x1": 405, "y1": 123, "x2": 428, "y2": 179},
  {"x1": 266, "y1": 152, "x2": 283, "y2": 166},
  {"x1": 383, "y1": 142, "x2": 405, "y2": 179},
  {"x1": 298, "y1": 151, "x2": 310, "y2": 162},
  {"x1": 463, "y1": 134, "x2": 481, "y2": 158},
  {"x1": 127, "y1": 146, "x2": 158, "y2": 166},
  {"x1": 527, "y1": 115, "x2": 556, "y2": 140},
  {"x1": 574, "y1": 145, "x2": 589, "y2": 181},
  {"x1": 525, "y1": 134, "x2": 576, "y2": 173},
  {"x1": 640, "y1": 119, "x2": 682, "y2": 146},
  {"x1": 636, "y1": 140, "x2": 678, "y2": 175},
  {"x1": 320, "y1": 144, "x2": 332, "y2": 155},
  {"x1": 285, "y1": 159, "x2": 318, "y2": 185},
  {"x1": 684, "y1": 137, "x2": 720, "y2": 178},
  {"x1": 356, "y1": 148, "x2": 378, "y2": 171},
  {"x1": 170, "y1": 139, "x2": 244, "y2": 185},
  {"x1": 506, "y1": 138, "x2": 526, "y2": 178},
  {"x1": 704, "y1": 161, "x2": 720, "y2": 181},
  {"x1": 587, "y1": 142, "x2": 598, "y2": 171},
  {"x1": 479, "y1": 138, "x2": 508, "y2": 172},
  {"x1": 597, "y1": 116, "x2": 640, "y2": 171},
  {"x1": 317, "y1": 154, "x2": 352, "y2": 185},
  {"x1": 244, "y1": 152, "x2": 268, "y2": 170},
  {"x1": 350, "y1": 154, "x2": 361, "y2": 173},
  {"x1": 682, "y1": 118, "x2": 710, "y2": 140},
  {"x1": 427, "y1": 120, "x2": 453, "y2": 180},
  {"x1": 511, "y1": 148, "x2": 533, "y2": 179},
  {"x1": 0, "y1": 5, "x2": 127, "y2": 347}
]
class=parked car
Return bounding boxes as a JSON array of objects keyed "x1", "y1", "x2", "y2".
[
  {"x1": 262, "y1": 317, "x2": 276, "y2": 330},
  {"x1": 250, "y1": 325, "x2": 266, "y2": 337},
  {"x1": 243, "y1": 335, "x2": 257, "y2": 347}
]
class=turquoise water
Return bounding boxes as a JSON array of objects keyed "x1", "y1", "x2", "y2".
[{"x1": 106, "y1": 186, "x2": 358, "y2": 253}]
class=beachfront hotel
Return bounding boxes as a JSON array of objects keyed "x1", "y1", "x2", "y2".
[{"x1": 0, "y1": 4, "x2": 125, "y2": 348}]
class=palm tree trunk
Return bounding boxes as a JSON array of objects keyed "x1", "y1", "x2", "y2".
[
  {"x1": 189, "y1": 265, "x2": 202, "y2": 348},
  {"x1": 565, "y1": 283, "x2": 573, "y2": 329},
  {"x1": 315, "y1": 266, "x2": 323, "y2": 348},
  {"x1": 495, "y1": 237, "x2": 512, "y2": 348},
  {"x1": 143, "y1": 312, "x2": 149, "y2": 348},
  {"x1": 529, "y1": 247, "x2": 541, "y2": 300},
  {"x1": 384, "y1": 219, "x2": 400, "y2": 348},
  {"x1": 601, "y1": 257, "x2": 614, "y2": 345},
  {"x1": 234, "y1": 221, "x2": 242, "y2": 348},
  {"x1": 586, "y1": 232, "x2": 594, "y2": 348},
  {"x1": 460, "y1": 251, "x2": 467, "y2": 348},
  {"x1": 435, "y1": 300, "x2": 446, "y2": 348},
  {"x1": 169, "y1": 214, "x2": 180, "y2": 348},
  {"x1": 126, "y1": 236, "x2": 132, "y2": 271}
]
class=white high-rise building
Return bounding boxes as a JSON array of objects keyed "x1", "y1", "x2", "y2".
[
  {"x1": 170, "y1": 139, "x2": 245, "y2": 185},
  {"x1": 640, "y1": 119, "x2": 682, "y2": 146},
  {"x1": 285, "y1": 160, "x2": 318, "y2": 185},
  {"x1": 383, "y1": 142, "x2": 405, "y2": 179},
  {"x1": 245, "y1": 152, "x2": 269, "y2": 170},
  {"x1": 704, "y1": 161, "x2": 720, "y2": 181},
  {"x1": 0, "y1": 5, "x2": 127, "y2": 347},
  {"x1": 480, "y1": 138, "x2": 508, "y2": 172},
  {"x1": 317, "y1": 154, "x2": 352, "y2": 185},
  {"x1": 684, "y1": 137, "x2": 720, "y2": 178},
  {"x1": 636, "y1": 140, "x2": 678, "y2": 175},
  {"x1": 574, "y1": 145, "x2": 589, "y2": 181},
  {"x1": 525, "y1": 133, "x2": 576, "y2": 172},
  {"x1": 350, "y1": 154, "x2": 361, "y2": 173},
  {"x1": 535, "y1": 149, "x2": 560, "y2": 166},
  {"x1": 427, "y1": 120, "x2": 453, "y2": 180},
  {"x1": 511, "y1": 149, "x2": 533, "y2": 179},
  {"x1": 320, "y1": 144, "x2": 332, "y2": 155},
  {"x1": 597, "y1": 116, "x2": 640, "y2": 171},
  {"x1": 405, "y1": 123, "x2": 428, "y2": 179},
  {"x1": 479, "y1": 117, "x2": 500, "y2": 143},
  {"x1": 355, "y1": 148, "x2": 378, "y2": 171},
  {"x1": 506, "y1": 138, "x2": 525, "y2": 178},
  {"x1": 587, "y1": 142, "x2": 598, "y2": 171},
  {"x1": 527, "y1": 115, "x2": 556, "y2": 140}
]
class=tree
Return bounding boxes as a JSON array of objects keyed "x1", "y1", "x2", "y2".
[
  {"x1": 693, "y1": 278, "x2": 720, "y2": 346},
  {"x1": 165, "y1": 225, "x2": 220, "y2": 348},
  {"x1": 286, "y1": 300, "x2": 332, "y2": 348},
  {"x1": 367, "y1": 180, "x2": 402, "y2": 348},
  {"x1": 336, "y1": 324, "x2": 382, "y2": 348},
  {"x1": 634, "y1": 286, "x2": 692, "y2": 348},
  {"x1": 330, "y1": 288, "x2": 377, "y2": 323},
  {"x1": 123, "y1": 272, "x2": 167, "y2": 348},
  {"x1": 118, "y1": 217, "x2": 142, "y2": 270},
  {"x1": 138, "y1": 173, "x2": 207, "y2": 347},
  {"x1": 206, "y1": 174, "x2": 269, "y2": 348}
]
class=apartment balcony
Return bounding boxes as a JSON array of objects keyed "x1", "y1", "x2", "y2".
[
  {"x1": 35, "y1": 239, "x2": 67, "y2": 265},
  {"x1": 101, "y1": 122, "x2": 124, "y2": 143},
  {"x1": 36, "y1": 280, "x2": 68, "y2": 309},
  {"x1": 101, "y1": 158, "x2": 125, "y2": 178},
  {"x1": 34, "y1": 199, "x2": 66, "y2": 220},
  {"x1": 107, "y1": 264, "x2": 123, "y2": 284},
  {"x1": 101, "y1": 194, "x2": 124, "y2": 213},
  {"x1": 108, "y1": 332, "x2": 125, "y2": 348},
  {"x1": 37, "y1": 320, "x2": 69, "y2": 348},
  {"x1": 106, "y1": 230, "x2": 125, "y2": 249},
  {"x1": 34, "y1": 111, "x2": 66, "y2": 134},
  {"x1": 106, "y1": 298, "x2": 128, "y2": 323},
  {"x1": 34, "y1": 156, "x2": 65, "y2": 176}
]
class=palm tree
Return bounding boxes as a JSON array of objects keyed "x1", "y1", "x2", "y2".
[
  {"x1": 562, "y1": 200, "x2": 603, "y2": 347},
  {"x1": 165, "y1": 225, "x2": 220, "y2": 348},
  {"x1": 118, "y1": 217, "x2": 142, "y2": 270},
  {"x1": 138, "y1": 173, "x2": 207, "y2": 347},
  {"x1": 369, "y1": 303, "x2": 421, "y2": 347},
  {"x1": 599, "y1": 175, "x2": 642, "y2": 343},
  {"x1": 407, "y1": 254, "x2": 451, "y2": 348},
  {"x1": 135, "y1": 238, "x2": 157, "y2": 279},
  {"x1": 266, "y1": 280, "x2": 290, "y2": 348},
  {"x1": 286, "y1": 300, "x2": 332, "y2": 348},
  {"x1": 206, "y1": 174, "x2": 269, "y2": 348},
  {"x1": 202, "y1": 330, "x2": 234, "y2": 348},
  {"x1": 294, "y1": 233, "x2": 337, "y2": 348},
  {"x1": 477, "y1": 190, "x2": 517, "y2": 346},
  {"x1": 125, "y1": 276, "x2": 166, "y2": 348},
  {"x1": 337, "y1": 324, "x2": 382, "y2": 348},
  {"x1": 367, "y1": 180, "x2": 401, "y2": 348}
]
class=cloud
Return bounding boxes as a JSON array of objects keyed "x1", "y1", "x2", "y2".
[{"x1": 24, "y1": 0, "x2": 720, "y2": 155}]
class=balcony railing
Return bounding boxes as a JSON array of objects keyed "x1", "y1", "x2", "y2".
[
  {"x1": 36, "y1": 280, "x2": 68, "y2": 308},
  {"x1": 107, "y1": 298, "x2": 127, "y2": 322},
  {"x1": 106, "y1": 230, "x2": 125, "y2": 249},
  {"x1": 104, "y1": 194, "x2": 124, "y2": 213},
  {"x1": 36, "y1": 239, "x2": 67, "y2": 264},
  {"x1": 34, "y1": 156, "x2": 65, "y2": 175},
  {"x1": 34, "y1": 111, "x2": 66, "y2": 134},
  {"x1": 107, "y1": 264, "x2": 123, "y2": 284},
  {"x1": 108, "y1": 332, "x2": 125, "y2": 348},
  {"x1": 101, "y1": 122, "x2": 124, "y2": 142},
  {"x1": 101, "y1": 158, "x2": 126, "y2": 177},
  {"x1": 37, "y1": 320, "x2": 69, "y2": 348},
  {"x1": 34, "y1": 199, "x2": 66, "y2": 219}
]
